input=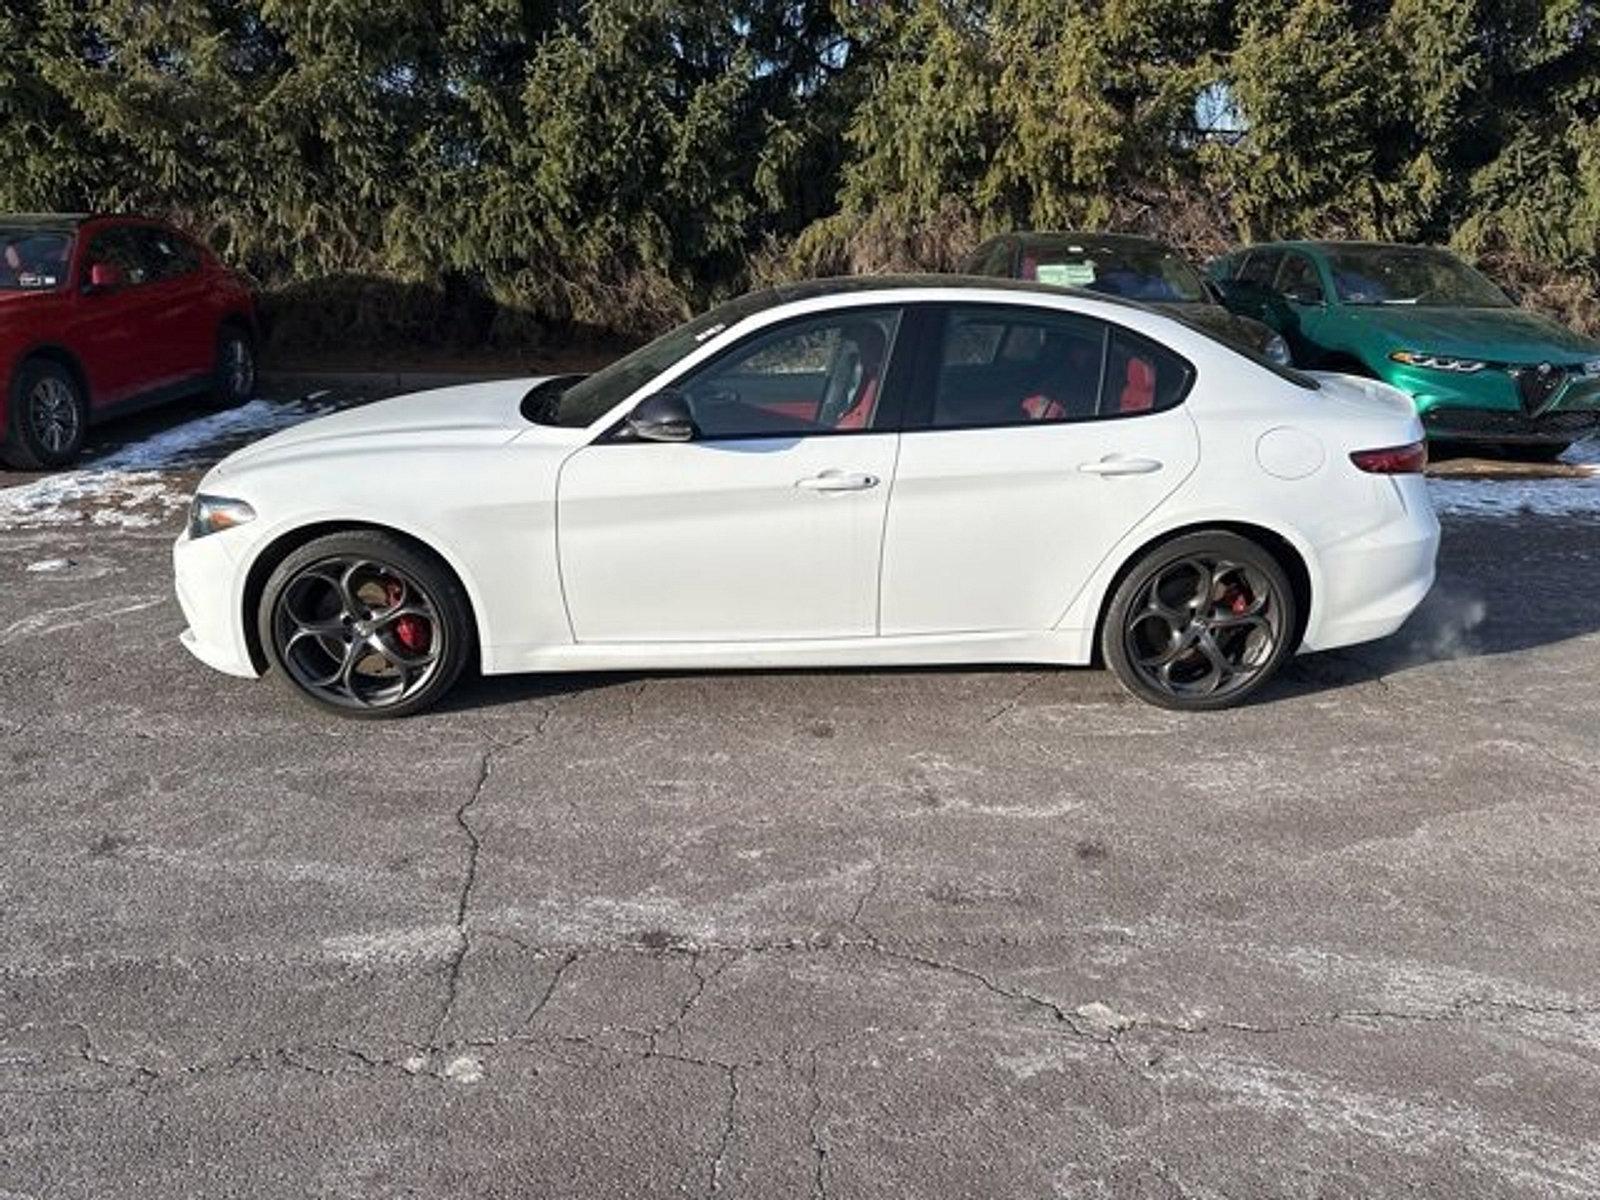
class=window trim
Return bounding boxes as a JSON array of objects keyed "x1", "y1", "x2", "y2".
[
  {"x1": 598, "y1": 303, "x2": 919, "y2": 444},
  {"x1": 898, "y1": 302, "x2": 1197, "y2": 434}
]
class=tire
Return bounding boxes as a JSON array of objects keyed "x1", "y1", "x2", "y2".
[
  {"x1": 1101, "y1": 531, "x2": 1298, "y2": 712},
  {"x1": 210, "y1": 323, "x2": 256, "y2": 408},
  {"x1": 2, "y1": 357, "x2": 88, "y2": 470},
  {"x1": 258, "y1": 530, "x2": 474, "y2": 719}
]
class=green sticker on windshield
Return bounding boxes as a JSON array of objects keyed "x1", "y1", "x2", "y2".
[{"x1": 1035, "y1": 262, "x2": 1096, "y2": 288}]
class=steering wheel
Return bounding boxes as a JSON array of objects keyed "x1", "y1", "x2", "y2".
[{"x1": 816, "y1": 346, "x2": 863, "y2": 428}]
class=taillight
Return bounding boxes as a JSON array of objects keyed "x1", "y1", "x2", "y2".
[{"x1": 1350, "y1": 441, "x2": 1428, "y2": 474}]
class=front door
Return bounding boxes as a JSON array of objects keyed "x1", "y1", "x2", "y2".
[
  {"x1": 879, "y1": 304, "x2": 1201, "y2": 635},
  {"x1": 557, "y1": 307, "x2": 906, "y2": 643}
]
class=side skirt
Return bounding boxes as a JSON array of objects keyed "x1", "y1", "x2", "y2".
[{"x1": 481, "y1": 629, "x2": 1095, "y2": 677}]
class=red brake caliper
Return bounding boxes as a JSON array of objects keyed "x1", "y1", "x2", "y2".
[{"x1": 383, "y1": 580, "x2": 431, "y2": 653}]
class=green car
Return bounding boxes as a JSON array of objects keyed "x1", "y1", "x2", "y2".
[{"x1": 1208, "y1": 241, "x2": 1600, "y2": 459}]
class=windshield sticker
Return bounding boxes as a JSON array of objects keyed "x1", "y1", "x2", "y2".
[
  {"x1": 693, "y1": 323, "x2": 727, "y2": 343},
  {"x1": 16, "y1": 273, "x2": 57, "y2": 289},
  {"x1": 1036, "y1": 262, "x2": 1097, "y2": 288}
]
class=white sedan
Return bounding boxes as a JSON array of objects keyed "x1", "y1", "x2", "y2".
[{"x1": 173, "y1": 277, "x2": 1439, "y2": 717}]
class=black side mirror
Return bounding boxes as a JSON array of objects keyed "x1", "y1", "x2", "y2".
[{"x1": 625, "y1": 391, "x2": 697, "y2": 442}]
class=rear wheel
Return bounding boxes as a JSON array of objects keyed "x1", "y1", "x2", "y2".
[
  {"x1": 210, "y1": 324, "x2": 256, "y2": 407},
  {"x1": 258, "y1": 531, "x2": 474, "y2": 718},
  {"x1": 2, "y1": 358, "x2": 87, "y2": 470},
  {"x1": 1102, "y1": 532, "x2": 1297, "y2": 711}
]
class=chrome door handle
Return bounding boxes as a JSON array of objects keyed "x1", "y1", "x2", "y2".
[
  {"x1": 1079, "y1": 456, "x2": 1163, "y2": 476},
  {"x1": 796, "y1": 471, "x2": 880, "y2": 492}
]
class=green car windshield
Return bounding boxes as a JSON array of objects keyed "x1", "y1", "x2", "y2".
[
  {"x1": 1324, "y1": 246, "x2": 1511, "y2": 309},
  {"x1": 1028, "y1": 239, "x2": 1208, "y2": 304}
]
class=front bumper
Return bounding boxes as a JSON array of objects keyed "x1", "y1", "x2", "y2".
[
  {"x1": 173, "y1": 529, "x2": 260, "y2": 678},
  {"x1": 1420, "y1": 406, "x2": 1600, "y2": 445}
]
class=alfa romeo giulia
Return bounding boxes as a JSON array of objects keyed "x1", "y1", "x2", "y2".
[{"x1": 173, "y1": 277, "x2": 1439, "y2": 717}]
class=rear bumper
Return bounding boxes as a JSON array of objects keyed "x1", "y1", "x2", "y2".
[
  {"x1": 1421, "y1": 406, "x2": 1600, "y2": 445},
  {"x1": 1302, "y1": 477, "x2": 1440, "y2": 653},
  {"x1": 173, "y1": 530, "x2": 260, "y2": 678}
]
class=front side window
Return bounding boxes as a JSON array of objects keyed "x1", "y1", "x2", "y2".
[
  {"x1": 674, "y1": 308, "x2": 903, "y2": 438},
  {"x1": 0, "y1": 229, "x2": 72, "y2": 291},
  {"x1": 1275, "y1": 253, "x2": 1324, "y2": 304},
  {"x1": 1323, "y1": 245, "x2": 1512, "y2": 308},
  {"x1": 1238, "y1": 249, "x2": 1285, "y2": 288},
  {"x1": 926, "y1": 306, "x2": 1192, "y2": 429},
  {"x1": 84, "y1": 227, "x2": 151, "y2": 286}
]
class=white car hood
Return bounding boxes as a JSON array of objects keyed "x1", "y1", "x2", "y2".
[{"x1": 213, "y1": 378, "x2": 551, "y2": 476}]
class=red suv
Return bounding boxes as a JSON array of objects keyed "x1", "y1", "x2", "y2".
[{"x1": 1, "y1": 213, "x2": 257, "y2": 469}]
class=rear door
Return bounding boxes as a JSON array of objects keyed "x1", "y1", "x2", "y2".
[
  {"x1": 133, "y1": 226, "x2": 213, "y2": 380},
  {"x1": 879, "y1": 303, "x2": 1201, "y2": 635}
]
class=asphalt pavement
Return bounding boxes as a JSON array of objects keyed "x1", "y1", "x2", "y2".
[{"x1": 2, "y1": 383, "x2": 1599, "y2": 1198}]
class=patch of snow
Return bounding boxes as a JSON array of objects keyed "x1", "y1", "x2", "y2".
[
  {"x1": 0, "y1": 396, "x2": 327, "y2": 531},
  {"x1": 1427, "y1": 470, "x2": 1600, "y2": 517},
  {"x1": 443, "y1": 1055, "x2": 484, "y2": 1084},
  {"x1": 24, "y1": 558, "x2": 72, "y2": 572}
]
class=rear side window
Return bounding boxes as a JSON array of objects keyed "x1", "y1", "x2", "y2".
[
  {"x1": 136, "y1": 228, "x2": 202, "y2": 280},
  {"x1": 924, "y1": 305, "x2": 1193, "y2": 429}
]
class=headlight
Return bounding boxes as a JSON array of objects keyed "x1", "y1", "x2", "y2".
[
  {"x1": 1262, "y1": 333, "x2": 1292, "y2": 366},
  {"x1": 188, "y1": 494, "x2": 256, "y2": 539},
  {"x1": 1388, "y1": 350, "x2": 1487, "y2": 373}
]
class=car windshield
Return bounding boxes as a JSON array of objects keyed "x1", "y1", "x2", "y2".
[
  {"x1": 1324, "y1": 245, "x2": 1512, "y2": 308},
  {"x1": 1026, "y1": 239, "x2": 1208, "y2": 304},
  {"x1": 525, "y1": 292, "x2": 777, "y2": 428},
  {"x1": 0, "y1": 229, "x2": 72, "y2": 291}
]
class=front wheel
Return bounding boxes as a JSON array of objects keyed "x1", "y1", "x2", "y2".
[
  {"x1": 258, "y1": 531, "x2": 474, "y2": 718},
  {"x1": 3, "y1": 358, "x2": 88, "y2": 470},
  {"x1": 1101, "y1": 532, "x2": 1297, "y2": 711}
]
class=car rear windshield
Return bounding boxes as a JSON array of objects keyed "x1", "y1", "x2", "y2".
[
  {"x1": 523, "y1": 292, "x2": 775, "y2": 427},
  {"x1": 0, "y1": 229, "x2": 72, "y2": 291},
  {"x1": 1324, "y1": 245, "x2": 1512, "y2": 308},
  {"x1": 1022, "y1": 239, "x2": 1209, "y2": 304}
]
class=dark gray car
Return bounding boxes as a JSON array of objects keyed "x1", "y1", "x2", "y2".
[{"x1": 960, "y1": 231, "x2": 1293, "y2": 366}]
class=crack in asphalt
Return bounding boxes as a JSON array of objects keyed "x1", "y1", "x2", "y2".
[
  {"x1": 708, "y1": 1063, "x2": 739, "y2": 1196},
  {"x1": 805, "y1": 1045, "x2": 829, "y2": 1200},
  {"x1": 524, "y1": 950, "x2": 580, "y2": 1027},
  {"x1": 983, "y1": 672, "x2": 1049, "y2": 724},
  {"x1": 428, "y1": 731, "x2": 536, "y2": 1054}
]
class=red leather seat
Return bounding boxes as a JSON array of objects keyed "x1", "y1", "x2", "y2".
[
  {"x1": 1120, "y1": 356, "x2": 1157, "y2": 413},
  {"x1": 834, "y1": 324, "x2": 887, "y2": 430}
]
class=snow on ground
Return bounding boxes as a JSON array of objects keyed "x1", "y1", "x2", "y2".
[
  {"x1": 1426, "y1": 440, "x2": 1600, "y2": 518},
  {"x1": 0, "y1": 397, "x2": 327, "y2": 531}
]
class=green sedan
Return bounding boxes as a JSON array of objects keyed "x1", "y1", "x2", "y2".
[{"x1": 1207, "y1": 241, "x2": 1600, "y2": 459}]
